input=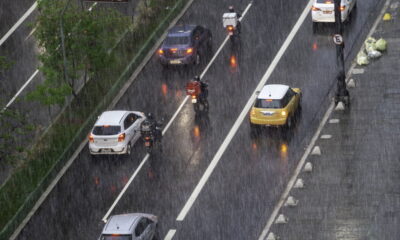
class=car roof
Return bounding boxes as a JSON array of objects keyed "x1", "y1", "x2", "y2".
[
  {"x1": 96, "y1": 111, "x2": 128, "y2": 126},
  {"x1": 102, "y1": 213, "x2": 141, "y2": 235},
  {"x1": 168, "y1": 24, "x2": 197, "y2": 37},
  {"x1": 258, "y1": 84, "x2": 289, "y2": 100}
]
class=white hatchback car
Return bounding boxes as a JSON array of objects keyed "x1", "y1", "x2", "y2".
[
  {"x1": 89, "y1": 110, "x2": 145, "y2": 156},
  {"x1": 311, "y1": 0, "x2": 357, "y2": 29}
]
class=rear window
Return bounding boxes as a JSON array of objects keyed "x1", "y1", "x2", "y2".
[
  {"x1": 254, "y1": 99, "x2": 282, "y2": 109},
  {"x1": 165, "y1": 36, "x2": 190, "y2": 45},
  {"x1": 100, "y1": 235, "x2": 132, "y2": 240},
  {"x1": 93, "y1": 126, "x2": 121, "y2": 135}
]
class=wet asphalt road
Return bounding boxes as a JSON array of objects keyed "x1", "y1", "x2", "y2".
[{"x1": 16, "y1": 0, "x2": 384, "y2": 239}]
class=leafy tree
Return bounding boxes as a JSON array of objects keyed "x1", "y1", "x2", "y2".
[
  {"x1": 0, "y1": 108, "x2": 35, "y2": 164},
  {"x1": 28, "y1": 0, "x2": 130, "y2": 108}
]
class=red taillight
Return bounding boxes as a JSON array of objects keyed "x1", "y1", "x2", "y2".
[
  {"x1": 340, "y1": 5, "x2": 346, "y2": 11},
  {"x1": 145, "y1": 136, "x2": 151, "y2": 140},
  {"x1": 118, "y1": 133, "x2": 125, "y2": 142},
  {"x1": 186, "y1": 48, "x2": 193, "y2": 54},
  {"x1": 89, "y1": 134, "x2": 94, "y2": 143},
  {"x1": 191, "y1": 95, "x2": 197, "y2": 99},
  {"x1": 158, "y1": 49, "x2": 164, "y2": 55},
  {"x1": 312, "y1": 6, "x2": 321, "y2": 11}
]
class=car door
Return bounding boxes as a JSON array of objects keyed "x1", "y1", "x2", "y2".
[
  {"x1": 134, "y1": 218, "x2": 154, "y2": 240},
  {"x1": 131, "y1": 113, "x2": 145, "y2": 142},
  {"x1": 123, "y1": 113, "x2": 137, "y2": 142}
]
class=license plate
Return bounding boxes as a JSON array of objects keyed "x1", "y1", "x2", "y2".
[
  {"x1": 191, "y1": 98, "x2": 197, "y2": 103},
  {"x1": 323, "y1": 11, "x2": 332, "y2": 14},
  {"x1": 170, "y1": 60, "x2": 182, "y2": 64},
  {"x1": 228, "y1": 32, "x2": 233, "y2": 36},
  {"x1": 101, "y1": 149, "x2": 112, "y2": 153},
  {"x1": 145, "y1": 142, "x2": 151, "y2": 146}
]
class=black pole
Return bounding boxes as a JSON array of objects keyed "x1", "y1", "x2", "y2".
[{"x1": 334, "y1": 0, "x2": 349, "y2": 105}]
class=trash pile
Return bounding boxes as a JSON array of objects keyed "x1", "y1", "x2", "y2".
[{"x1": 356, "y1": 37, "x2": 387, "y2": 65}]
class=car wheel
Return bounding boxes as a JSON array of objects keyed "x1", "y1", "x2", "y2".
[
  {"x1": 312, "y1": 22, "x2": 318, "y2": 33},
  {"x1": 195, "y1": 53, "x2": 200, "y2": 65},
  {"x1": 286, "y1": 116, "x2": 293, "y2": 129},
  {"x1": 126, "y1": 143, "x2": 131, "y2": 156},
  {"x1": 250, "y1": 123, "x2": 260, "y2": 136}
]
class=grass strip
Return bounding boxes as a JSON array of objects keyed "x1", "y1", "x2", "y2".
[{"x1": 0, "y1": 0, "x2": 188, "y2": 239}]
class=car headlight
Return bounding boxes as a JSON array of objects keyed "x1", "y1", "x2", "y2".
[{"x1": 281, "y1": 110, "x2": 287, "y2": 116}]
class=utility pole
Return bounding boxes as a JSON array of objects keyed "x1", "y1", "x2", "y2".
[{"x1": 334, "y1": 0, "x2": 349, "y2": 105}]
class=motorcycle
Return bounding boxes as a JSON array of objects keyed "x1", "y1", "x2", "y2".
[
  {"x1": 140, "y1": 120, "x2": 163, "y2": 154},
  {"x1": 186, "y1": 80, "x2": 209, "y2": 114},
  {"x1": 223, "y1": 12, "x2": 240, "y2": 42}
]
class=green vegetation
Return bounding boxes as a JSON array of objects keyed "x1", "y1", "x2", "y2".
[
  {"x1": 0, "y1": 56, "x2": 13, "y2": 74},
  {"x1": 0, "y1": 0, "x2": 189, "y2": 239},
  {"x1": 0, "y1": 108, "x2": 35, "y2": 164}
]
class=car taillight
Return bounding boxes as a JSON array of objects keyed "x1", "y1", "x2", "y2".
[
  {"x1": 325, "y1": 0, "x2": 332, "y2": 3},
  {"x1": 158, "y1": 49, "x2": 164, "y2": 55},
  {"x1": 118, "y1": 133, "x2": 125, "y2": 142},
  {"x1": 186, "y1": 48, "x2": 193, "y2": 55},
  {"x1": 145, "y1": 136, "x2": 151, "y2": 141},
  {"x1": 312, "y1": 6, "x2": 321, "y2": 11},
  {"x1": 191, "y1": 95, "x2": 197, "y2": 99},
  {"x1": 89, "y1": 134, "x2": 94, "y2": 143},
  {"x1": 170, "y1": 48, "x2": 178, "y2": 53},
  {"x1": 340, "y1": 5, "x2": 346, "y2": 11},
  {"x1": 227, "y1": 25, "x2": 234, "y2": 31}
]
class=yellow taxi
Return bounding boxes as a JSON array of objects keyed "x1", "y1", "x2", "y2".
[{"x1": 250, "y1": 84, "x2": 301, "y2": 129}]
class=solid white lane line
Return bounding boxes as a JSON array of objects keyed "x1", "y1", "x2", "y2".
[
  {"x1": 102, "y1": 1, "x2": 254, "y2": 223},
  {"x1": 0, "y1": 2, "x2": 38, "y2": 47},
  {"x1": 2, "y1": 69, "x2": 39, "y2": 111},
  {"x1": 164, "y1": 229, "x2": 176, "y2": 240},
  {"x1": 162, "y1": 96, "x2": 189, "y2": 135},
  {"x1": 102, "y1": 154, "x2": 150, "y2": 222},
  {"x1": 88, "y1": 2, "x2": 98, "y2": 11},
  {"x1": 176, "y1": 0, "x2": 313, "y2": 222},
  {"x1": 257, "y1": 1, "x2": 391, "y2": 239}
]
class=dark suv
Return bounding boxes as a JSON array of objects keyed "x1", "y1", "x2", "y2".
[{"x1": 157, "y1": 25, "x2": 212, "y2": 67}]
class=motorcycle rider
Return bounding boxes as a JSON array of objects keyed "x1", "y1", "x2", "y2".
[
  {"x1": 228, "y1": 5, "x2": 241, "y2": 33},
  {"x1": 141, "y1": 112, "x2": 162, "y2": 142},
  {"x1": 193, "y1": 75, "x2": 208, "y2": 100}
]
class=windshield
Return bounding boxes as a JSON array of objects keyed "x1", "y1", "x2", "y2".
[
  {"x1": 165, "y1": 36, "x2": 190, "y2": 45},
  {"x1": 100, "y1": 235, "x2": 132, "y2": 240},
  {"x1": 92, "y1": 126, "x2": 121, "y2": 135},
  {"x1": 254, "y1": 99, "x2": 282, "y2": 109}
]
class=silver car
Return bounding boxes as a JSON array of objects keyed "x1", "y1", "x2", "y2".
[
  {"x1": 99, "y1": 213, "x2": 158, "y2": 240},
  {"x1": 89, "y1": 111, "x2": 145, "y2": 156}
]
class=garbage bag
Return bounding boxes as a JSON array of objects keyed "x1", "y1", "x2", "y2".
[
  {"x1": 357, "y1": 51, "x2": 369, "y2": 65},
  {"x1": 375, "y1": 38, "x2": 387, "y2": 51},
  {"x1": 365, "y1": 37, "x2": 377, "y2": 52},
  {"x1": 368, "y1": 50, "x2": 382, "y2": 59}
]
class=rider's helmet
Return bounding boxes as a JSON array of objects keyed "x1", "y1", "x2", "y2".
[
  {"x1": 147, "y1": 112, "x2": 154, "y2": 120},
  {"x1": 193, "y1": 75, "x2": 201, "y2": 82},
  {"x1": 228, "y1": 5, "x2": 235, "y2": 13}
]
